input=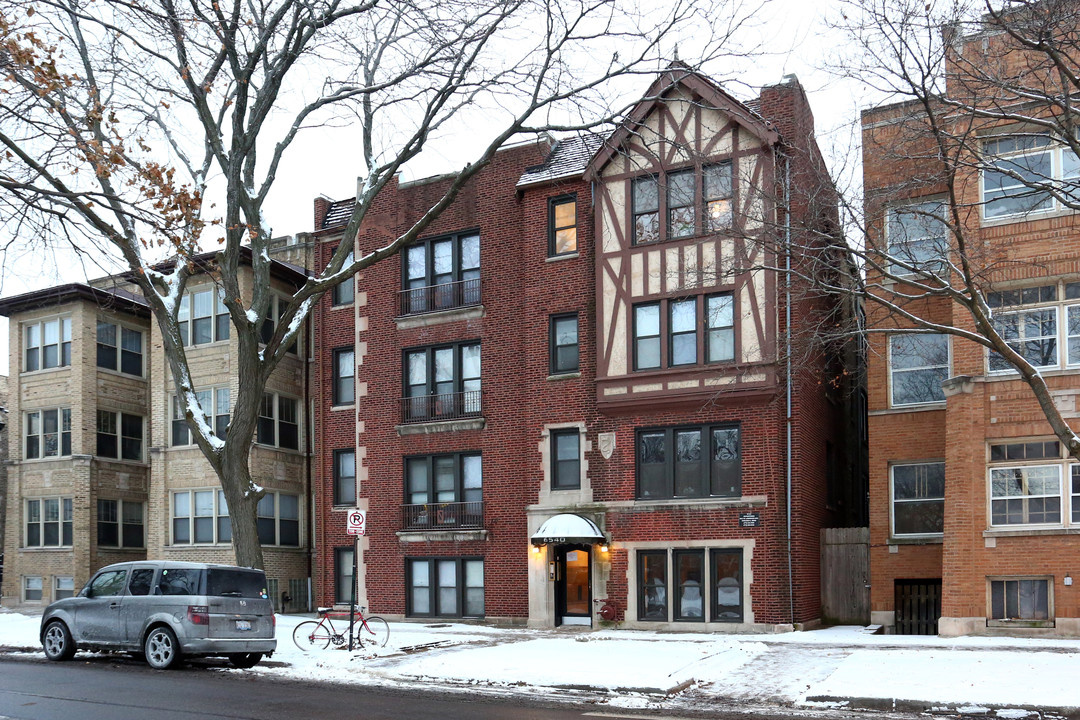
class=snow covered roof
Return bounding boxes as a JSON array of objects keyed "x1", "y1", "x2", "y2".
[
  {"x1": 530, "y1": 514, "x2": 605, "y2": 545},
  {"x1": 516, "y1": 134, "x2": 607, "y2": 189}
]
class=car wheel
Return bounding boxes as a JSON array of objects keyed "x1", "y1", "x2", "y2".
[
  {"x1": 42, "y1": 620, "x2": 76, "y2": 661},
  {"x1": 144, "y1": 626, "x2": 180, "y2": 670},
  {"x1": 228, "y1": 652, "x2": 263, "y2": 669}
]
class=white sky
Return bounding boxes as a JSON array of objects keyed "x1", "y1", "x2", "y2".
[{"x1": 0, "y1": 0, "x2": 875, "y2": 377}]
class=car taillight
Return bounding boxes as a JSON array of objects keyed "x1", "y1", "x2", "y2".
[
  {"x1": 272, "y1": 613, "x2": 277, "y2": 629},
  {"x1": 187, "y1": 605, "x2": 209, "y2": 625}
]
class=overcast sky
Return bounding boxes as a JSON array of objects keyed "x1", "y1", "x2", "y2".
[{"x1": 0, "y1": 0, "x2": 876, "y2": 377}]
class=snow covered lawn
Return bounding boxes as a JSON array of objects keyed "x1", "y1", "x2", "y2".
[{"x1": 3, "y1": 608, "x2": 1079, "y2": 713}]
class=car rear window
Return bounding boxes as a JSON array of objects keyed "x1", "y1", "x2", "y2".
[{"x1": 206, "y1": 569, "x2": 268, "y2": 599}]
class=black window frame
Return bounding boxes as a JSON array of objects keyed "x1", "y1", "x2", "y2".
[
  {"x1": 549, "y1": 313, "x2": 580, "y2": 374},
  {"x1": 710, "y1": 548, "x2": 743, "y2": 623},
  {"x1": 402, "y1": 341, "x2": 482, "y2": 399},
  {"x1": 703, "y1": 162, "x2": 734, "y2": 232},
  {"x1": 550, "y1": 429, "x2": 581, "y2": 490},
  {"x1": 636, "y1": 423, "x2": 742, "y2": 500},
  {"x1": 667, "y1": 168, "x2": 696, "y2": 240},
  {"x1": 335, "y1": 546, "x2": 355, "y2": 604},
  {"x1": 548, "y1": 194, "x2": 578, "y2": 257},
  {"x1": 632, "y1": 174, "x2": 660, "y2": 245},
  {"x1": 633, "y1": 302, "x2": 662, "y2": 370},
  {"x1": 333, "y1": 449, "x2": 357, "y2": 506},
  {"x1": 97, "y1": 320, "x2": 144, "y2": 377},
  {"x1": 404, "y1": 453, "x2": 483, "y2": 505},
  {"x1": 673, "y1": 549, "x2": 706, "y2": 621},
  {"x1": 96, "y1": 498, "x2": 145, "y2": 549},
  {"x1": 333, "y1": 347, "x2": 356, "y2": 406},
  {"x1": 402, "y1": 231, "x2": 481, "y2": 291},
  {"x1": 405, "y1": 557, "x2": 485, "y2": 618},
  {"x1": 332, "y1": 247, "x2": 355, "y2": 306},
  {"x1": 638, "y1": 550, "x2": 668, "y2": 621},
  {"x1": 705, "y1": 293, "x2": 735, "y2": 363}
]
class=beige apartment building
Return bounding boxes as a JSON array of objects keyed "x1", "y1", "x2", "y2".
[{"x1": 0, "y1": 249, "x2": 313, "y2": 610}]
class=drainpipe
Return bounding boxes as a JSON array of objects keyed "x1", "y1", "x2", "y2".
[{"x1": 781, "y1": 147, "x2": 795, "y2": 628}]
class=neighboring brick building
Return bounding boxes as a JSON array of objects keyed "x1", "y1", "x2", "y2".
[
  {"x1": 312, "y1": 68, "x2": 862, "y2": 629},
  {"x1": 864, "y1": 12, "x2": 1080, "y2": 636},
  {"x1": 0, "y1": 251, "x2": 313, "y2": 610}
]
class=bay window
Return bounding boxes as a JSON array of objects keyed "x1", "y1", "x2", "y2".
[
  {"x1": 889, "y1": 334, "x2": 949, "y2": 406},
  {"x1": 25, "y1": 408, "x2": 71, "y2": 459},
  {"x1": 24, "y1": 317, "x2": 71, "y2": 372},
  {"x1": 26, "y1": 497, "x2": 73, "y2": 547}
]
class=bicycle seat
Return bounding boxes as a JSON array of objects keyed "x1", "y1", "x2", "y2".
[{"x1": 316, "y1": 606, "x2": 335, "y2": 615}]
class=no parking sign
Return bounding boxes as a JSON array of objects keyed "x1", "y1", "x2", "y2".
[{"x1": 346, "y1": 509, "x2": 366, "y2": 536}]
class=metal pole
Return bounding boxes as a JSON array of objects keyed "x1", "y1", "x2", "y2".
[{"x1": 348, "y1": 535, "x2": 358, "y2": 651}]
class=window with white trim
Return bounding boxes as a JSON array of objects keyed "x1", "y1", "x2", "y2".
[
  {"x1": 890, "y1": 462, "x2": 945, "y2": 537},
  {"x1": 97, "y1": 499, "x2": 145, "y2": 548},
  {"x1": 987, "y1": 440, "x2": 1078, "y2": 528},
  {"x1": 26, "y1": 497, "x2": 72, "y2": 547},
  {"x1": 24, "y1": 576, "x2": 42, "y2": 602},
  {"x1": 982, "y1": 134, "x2": 1079, "y2": 220},
  {"x1": 54, "y1": 576, "x2": 75, "y2": 600},
  {"x1": 178, "y1": 287, "x2": 230, "y2": 345},
  {"x1": 256, "y1": 393, "x2": 300, "y2": 450},
  {"x1": 984, "y1": 283, "x2": 1080, "y2": 372},
  {"x1": 990, "y1": 578, "x2": 1052, "y2": 623},
  {"x1": 171, "y1": 387, "x2": 230, "y2": 446},
  {"x1": 96, "y1": 320, "x2": 144, "y2": 376},
  {"x1": 172, "y1": 489, "x2": 231, "y2": 545},
  {"x1": 25, "y1": 408, "x2": 71, "y2": 459},
  {"x1": 259, "y1": 294, "x2": 299, "y2": 353},
  {"x1": 886, "y1": 199, "x2": 949, "y2": 276},
  {"x1": 23, "y1": 317, "x2": 71, "y2": 372},
  {"x1": 96, "y1": 410, "x2": 144, "y2": 461},
  {"x1": 889, "y1": 334, "x2": 949, "y2": 406}
]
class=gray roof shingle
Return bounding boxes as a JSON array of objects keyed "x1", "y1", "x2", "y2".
[
  {"x1": 322, "y1": 199, "x2": 355, "y2": 229},
  {"x1": 516, "y1": 133, "x2": 608, "y2": 188}
]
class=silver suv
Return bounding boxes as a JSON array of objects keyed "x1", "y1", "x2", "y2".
[{"x1": 40, "y1": 561, "x2": 277, "y2": 669}]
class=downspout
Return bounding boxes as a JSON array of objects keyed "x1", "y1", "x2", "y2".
[{"x1": 782, "y1": 147, "x2": 795, "y2": 627}]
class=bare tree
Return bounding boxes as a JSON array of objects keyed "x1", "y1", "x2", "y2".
[
  {"x1": 810, "y1": 0, "x2": 1080, "y2": 459},
  {"x1": 0, "y1": 0, "x2": 756, "y2": 567}
]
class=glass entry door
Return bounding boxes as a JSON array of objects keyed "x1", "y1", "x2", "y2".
[{"x1": 555, "y1": 544, "x2": 591, "y2": 626}]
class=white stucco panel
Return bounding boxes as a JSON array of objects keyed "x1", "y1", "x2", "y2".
[
  {"x1": 600, "y1": 181, "x2": 625, "y2": 255},
  {"x1": 700, "y1": 107, "x2": 733, "y2": 155},
  {"x1": 665, "y1": 247, "x2": 681, "y2": 293},
  {"x1": 630, "y1": 253, "x2": 644, "y2": 298},
  {"x1": 647, "y1": 250, "x2": 662, "y2": 295},
  {"x1": 740, "y1": 270, "x2": 764, "y2": 363},
  {"x1": 740, "y1": 154, "x2": 764, "y2": 232}
]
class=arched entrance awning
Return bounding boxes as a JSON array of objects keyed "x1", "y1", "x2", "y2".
[{"x1": 530, "y1": 513, "x2": 605, "y2": 546}]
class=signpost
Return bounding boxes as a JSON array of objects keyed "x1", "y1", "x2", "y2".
[{"x1": 346, "y1": 510, "x2": 366, "y2": 650}]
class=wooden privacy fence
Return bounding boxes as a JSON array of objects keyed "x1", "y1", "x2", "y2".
[{"x1": 820, "y1": 527, "x2": 870, "y2": 625}]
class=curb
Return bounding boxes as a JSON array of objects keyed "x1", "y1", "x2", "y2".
[{"x1": 806, "y1": 695, "x2": 1080, "y2": 719}]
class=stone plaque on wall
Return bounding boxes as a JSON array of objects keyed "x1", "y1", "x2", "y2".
[{"x1": 598, "y1": 432, "x2": 616, "y2": 459}]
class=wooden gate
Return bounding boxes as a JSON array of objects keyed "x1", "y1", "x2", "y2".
[
  {"x1": 894, "y1": 579, "x2": 942, "y2": 635},
  {"x1": 820, "y1": 527, "x2": 870, "y2": 625}
]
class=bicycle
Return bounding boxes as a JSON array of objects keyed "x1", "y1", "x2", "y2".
[{"x1": 292, "y1": 607, "x2": 390, "y2": 651}]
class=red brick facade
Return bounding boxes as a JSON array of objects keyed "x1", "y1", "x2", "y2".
[{"x1": 311, "y1": 71, "x2": 857, "y2": 629}]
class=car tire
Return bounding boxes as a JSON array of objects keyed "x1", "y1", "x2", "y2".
[
  {"x1": 228, "y1": 652, "x2": 263, "y2": 669},
  {"x1": 144, "y1": 626, "x2": 180, "y2": 670},
  {"x1": 42, "y1": 620, "x2": 76, "y2": 661}
]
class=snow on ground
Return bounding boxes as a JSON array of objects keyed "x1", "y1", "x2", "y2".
[{"x1": 2, "y1": 610, "x2": 1078, "y2": 713}]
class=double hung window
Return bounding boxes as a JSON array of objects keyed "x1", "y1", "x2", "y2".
[
  {"x1": 632, "y1": 163, "x2": 734, "y2": 244},
  {"x1": 549, "y1": 314, "x2": 579, "y2": 374},
  {"x1": 985, "y1": 440, "x2": 1080, "y2": 529},
  {"x1": 403, "y1": 232, "x2": 480, "y2": 314},
  {"x1": 256, "y1": 393, "x2": 300, "y2": 450},
  {"x1": 256, "y1": 492, "x2": 300, "y2": 546},
  {"x1": 550, "y1": 430, "x2": 581, "y2": 490},
  {"x1": 25, "y1": 408, "x2": 71, "y2": 459},
  {"x1": 406, "y1": 557, "x2": 484, "y2": 618},
  {"x1": 332, "y1": 250, "x2": 355, "y2": 305},
  {"x1": 24, "y1": 317, "x2": 71, "y2": 372},
  {"x1": 97, "y1": 499, "x2": 145, "y2": 548},
  {"x1": 172, "y1": 490, "x2": 231, "y2": 545},
  {"x1": 26, "y1": 497, "x2": 73, "y2": 547},
  {"x1": 333, "y1": 449, "x2": 357, "y2": 506},
  {"x1": 333, "y1": 348, "x2": 355, "y2": 406},
  {"x1": 982, "y1": 135, "x2": 1079, "y2": 219},
  {"x1": 96, "y1": 411, "x2": 144, "y2": 461},
  {"x1": 54, "y1": 577, "x2": 75, "y2": 600},
  {"x1": 890, "y1": 462, "x2": 945, "y2": 537},
  {"x1": 637, "y1": 424, "x2": 741, "y2": 500},
  {"x1": 986, "y1": 284, "x2": 1072, "y2": 372},
  {"x1": 403, "y1": 342, "x2": 481, "y2": 421},
  {"x1": 258, "y1": 294, "x2": 299, "y2": 353},
  {"x1": 633, "y1": 294, "x2": 735, "y2": 371},
  {"x1": 24, "y1": 577, "x2": 42, "y2": 602},
  {"x1": 889, "y1": 334, "x2": 949, "y2": 406},
  {"x1": 171, "y1": 387, "x2": 230, "y2": 446},
  {"x1": 549, "y1": 196, "x2": 578, "y2": 256},
  {"x1": 178, "y1": 288, "x2": 230, "y2": 345},
  {"x1": 887, "y1": 200, "x2": 949, "y2": 276},
  {"x1": 97, "y1": 321, "x2": 144, "y2": 376},
  {"x1": 335, "y1": 547, "x2": 355, "y2": 604}
]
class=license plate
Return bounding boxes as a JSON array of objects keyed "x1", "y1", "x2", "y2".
[{"x1": 235, "y1": 620, "x2": 251, "y2": 631}]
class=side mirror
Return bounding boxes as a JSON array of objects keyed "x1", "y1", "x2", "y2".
[{"x1": 82, "y1": 586, "x2": 93, "y2": 599}]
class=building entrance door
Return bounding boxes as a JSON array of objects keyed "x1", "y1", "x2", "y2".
[{"x1": 555, "y1": 544, "x2": 591, "y2": 626}]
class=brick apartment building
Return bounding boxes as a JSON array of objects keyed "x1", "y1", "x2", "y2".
[
  {"x1": 0, "y1": 249, "x2": 314, "y2": 610},
  {"x1": 312, "y1": 68, "x2": 863, "y2": 629},
  {"x1": 864, "y1": 11, "x2": 1080, "y2": 636}
]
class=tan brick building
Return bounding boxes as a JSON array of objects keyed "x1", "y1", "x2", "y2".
[
  {"x1": 864, "y1": 12, "x2": 1080, "y2": 637},
  {"x1": 0, "y1": 251, "x2": 313, "y2": 610}
]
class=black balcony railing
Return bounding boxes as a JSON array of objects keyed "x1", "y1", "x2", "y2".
[
  {"x1": 400, "y1": 390, "x2": 482, "y2": 424},
  {"x1": 399, "y1": 278, "x2": 481, "y2": 316},
  {"x1": 401, "y1": 501, "x2": 484, "y2": 531}
]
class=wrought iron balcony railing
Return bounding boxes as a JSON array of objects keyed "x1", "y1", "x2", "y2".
[
  {"x1": 401, "y1": 501, "x2": 484, "y2": 531},
  {"x1": 400, "y1": 390, "x2": 482, "y2": 424},
  {"x1": 398, "y1": 278, "x2": 481, "y2": 316}
]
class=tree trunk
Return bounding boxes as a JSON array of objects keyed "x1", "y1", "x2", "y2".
[{"x1": 220, "y1": 447, "x2": 265, "y2": 569}]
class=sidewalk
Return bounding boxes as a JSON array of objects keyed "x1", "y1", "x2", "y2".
[{"x1": 3, "y1": 608, "x2": 1078, "y2": 717}]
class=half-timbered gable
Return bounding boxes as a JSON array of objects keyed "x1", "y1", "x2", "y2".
[{"x1": 585, "y1": 70, "x2": 781, "y2": 408}]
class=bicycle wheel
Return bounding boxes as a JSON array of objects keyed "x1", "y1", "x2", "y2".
[
  {"x1": 358, "y1": 616, "x2": 389, "y2": 648},
  {"x1": 292, "y1": 621, "x2": 332, "y2": 651}
]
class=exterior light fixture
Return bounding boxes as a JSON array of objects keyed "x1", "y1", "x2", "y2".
[
  {"x1": 531, "y1": 545, "x2": 541, "y2": 554},
  {"x1": 600, "y1": 544, "x2": 609, "y2": 553}
]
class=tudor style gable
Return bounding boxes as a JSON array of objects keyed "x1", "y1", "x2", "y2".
[{"x1": 585, "y1": 70, "x2": 780, "y2": 408}]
